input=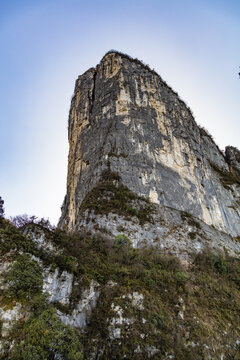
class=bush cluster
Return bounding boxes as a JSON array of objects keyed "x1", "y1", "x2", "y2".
[
  {"x1": 8, "y1": 308, "x2": 83, "y2": 360},
  {"x1": 5, "y1": 254, "x2": 43, "y2": 301},
  {"x1": 81, "y1": 170, "x2": 155, "y2": 224}
]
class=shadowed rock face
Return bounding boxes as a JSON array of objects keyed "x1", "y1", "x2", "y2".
[
  {"x1": 226, "y1": 146, "x2": 240, "y2": 178},
  {"x1": 59, "y1": 51, "x2": 240, "y2": 239}
]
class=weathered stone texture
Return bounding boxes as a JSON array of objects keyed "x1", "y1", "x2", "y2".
[
  {"x1": 225, "y1": 145, "x2": 240, "y2": 177},
  {"x1": 59, "y1": 52, "x2": 240, "y2": 238}
]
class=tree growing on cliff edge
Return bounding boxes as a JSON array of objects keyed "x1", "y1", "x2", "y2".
[{"x1": 0, "y1": 196, "x2": 4, "y2": 217}]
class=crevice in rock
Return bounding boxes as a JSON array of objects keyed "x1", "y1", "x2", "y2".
[{"x1": 88, "y1": 69, "x2": 97, "y2": 118}]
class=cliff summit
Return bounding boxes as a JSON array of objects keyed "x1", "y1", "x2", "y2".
[{"x1": 59, "y1": 50, "x2": 240, "y2": 259}]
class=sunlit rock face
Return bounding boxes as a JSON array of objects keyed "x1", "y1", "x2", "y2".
[{"x1": 59, "y1": 51, "x2": 240, "y2": 238}]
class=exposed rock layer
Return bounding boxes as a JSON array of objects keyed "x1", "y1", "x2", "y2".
[{"x1": 59, "y1": 51, "x2": 240, "y2": 241}]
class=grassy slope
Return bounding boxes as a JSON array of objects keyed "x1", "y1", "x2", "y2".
[{"x1": 0, "y1": 216, "x2": 240, "y2": 359}]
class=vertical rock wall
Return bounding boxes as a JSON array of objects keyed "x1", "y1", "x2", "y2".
[{"x1": 59, "y1": 52, "x2": 240, "y2": 237}]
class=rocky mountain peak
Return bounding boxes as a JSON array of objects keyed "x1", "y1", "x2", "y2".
[
  {"x1": 59, "y1": 51, "x2": 240, "y2": 258},
  {"x1": 1, "y1": 52, "x2": 240, "y2": 359}
]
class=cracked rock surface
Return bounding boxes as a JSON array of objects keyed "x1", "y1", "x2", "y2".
[{"x1": 59, "y1": 51, "x2": 240, "y2": 241}]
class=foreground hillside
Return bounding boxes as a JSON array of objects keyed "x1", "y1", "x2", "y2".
[{"x1": 0, "y1": 216, "x2": 240, "y2": 359}]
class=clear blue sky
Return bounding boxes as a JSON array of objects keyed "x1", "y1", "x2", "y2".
[{"x1": 1, "y1": 0, "x2": 239, "y2": 224}]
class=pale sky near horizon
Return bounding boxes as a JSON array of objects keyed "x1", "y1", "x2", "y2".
[{"x1": 1, "y1": 0, "x2": 239, "y2": 225}]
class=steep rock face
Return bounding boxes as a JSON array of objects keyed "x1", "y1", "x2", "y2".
[
  {"x1": 226, "y1": 146, "x2": 240, "y2": 177},
  {"x1": 59, "y1": 51, "x2": 240, "y2": 239}
]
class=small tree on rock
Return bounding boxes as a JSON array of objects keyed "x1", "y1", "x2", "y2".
[{"x1": 0, "y1": 197, "x2": 4, "y2": 217}]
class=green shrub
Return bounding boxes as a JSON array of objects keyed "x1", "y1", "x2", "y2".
[
  {"x1": 9, "y1": 308, "x2": 83, "y2": 360},
  {"x1": 114, "y1": 234, "x2": 131, "y2": 247},
  {"x1": 5, "y1": 254, "x2": 43, "y2": 301},
  {"x1": 174, "y1": 270, "x2": 188, "y2": 285},
  {"x1": 194, "y1": 251, "x2": 227, "y2": 274},
  {"x1": 0, "y1": 218, "x2": 37, "y2": 257},
  {"x1": 81, "y1": 171, "x2": 154, "y2": 224}
]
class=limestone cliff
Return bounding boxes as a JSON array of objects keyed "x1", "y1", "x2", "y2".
[
  {"x1": 1, "y1": 52, "x2": 240, "y2": 358},
  {"x1": 59, "y1": 51, "x2": 240, "y2": 257}
]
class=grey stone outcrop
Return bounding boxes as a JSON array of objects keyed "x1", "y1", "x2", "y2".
[{"x1": 59, "y1": 51, "x2": 240, "y2": 243}]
